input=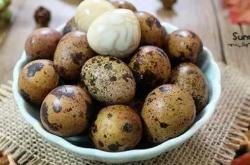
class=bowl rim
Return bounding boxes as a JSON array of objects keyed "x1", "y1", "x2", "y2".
[{"x1": 12, "y1": 22, "x2": 221, "y2": 163}]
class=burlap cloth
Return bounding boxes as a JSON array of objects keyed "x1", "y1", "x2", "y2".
[{"x1": 0, "y1": 64, "x2": 250, "y2": 165}]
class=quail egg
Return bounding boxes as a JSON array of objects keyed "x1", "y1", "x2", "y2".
[
  {"x1": 81, "y1": 56, "x2": 136, "y2": 104},
  {"x1": 170, "y1": 62, "x2": 208, "y2": 113},
  {"x1": 75, "y1": 0, "x2": 115, "y2": 32},
  {"x1": 90, "y1": 105, "x2": 142, "y2": 151},
  {"x1": 18, "y1": 59, "x2": 59, "y2": 104},
  {"x1": 40, "y1": 85, "x2": 92, "y2": 137},
  {"x1": 165, "y1": 29, "x2": 203, "y2": 63},
  {"x1": 129, "y1": 46, "x2": 171, "y2": 91},
  {"x1": 25, "y1": 28, "x2": 62, "y2": 60},
  {"x1": 136, "y1": 11, "x2": 167, "y2": 48},
  {"x1": 141, "y1": 84, "x2": 196, "y2": 143},
  {"x1": 87, "y1": 9, "x2": 141, "y2": 58},
  {"x1": 54, "y1": 31, "x2": 95, "y2": 81},
  {"x1": 111, "y1": 0, "x2": 137, "y2": 12}
]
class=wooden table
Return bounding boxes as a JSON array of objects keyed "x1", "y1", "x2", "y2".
[{"x1": 0, "y1": 0, "x2": 250, "y2": 84}]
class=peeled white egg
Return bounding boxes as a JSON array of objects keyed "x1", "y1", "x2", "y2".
[
  {"x1": 75, "y1": 0, "x2": 115, "y2": 32},
  {"x1": 87, "y1": 9, "x2": 141, "y2": 58}
]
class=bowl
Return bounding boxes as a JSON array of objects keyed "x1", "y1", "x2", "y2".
[{"x1": 12, "y1": 22, "x2": 221, "y2": 163}]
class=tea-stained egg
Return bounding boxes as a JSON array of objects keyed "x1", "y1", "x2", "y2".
[
  {"x1": 87, "y1": 9, "x2": 141, "y2": 58},
  {"x1": 75, "y1": 0, "x2": 115, "y2": 32}
]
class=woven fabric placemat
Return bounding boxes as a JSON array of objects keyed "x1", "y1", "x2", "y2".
[{"x1": 0, "y1": 64, "x2": 250, "y2": 165}]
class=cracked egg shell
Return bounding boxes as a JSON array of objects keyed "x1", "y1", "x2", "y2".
[
  {"x1": 136, "y1": 11, "x2": 167, "y2": 48},
  {"x1": 111, "y1": 0, "x2": 137, "y2": 12},
  {"x1": 40, "y1": 85, "x2": 92, "y2": 137},
  {"x1": 90, "y1": 105, "x2": 142, "y2": 152},
  {"x1": 165, "y1": 29, "x2": 203, "y2": 63},
  {"x1": 129, "y1": 46, "x2": 171, "y2": 91},
  {"x1": 87, "y1": 9, "x2": 141, "y2": 58},
  {"x1": 170, "y1": 63, "x2": 208, "y2": 113},
  {"x1": 54, "y1": 31, "x2": 95, "y2": 81},
  {"x1": 18, "y1": 59, "x2": 59, "y2": 104},
  {"x1": 81, "y1": 56, "x2": 136, "y2": 104},
  {"x1": 25, "y1": 28, "x2": 62, "y2": 60},
  {"x1": 141, "y1": 84, "x2": 196, "y2": 143},
  {"x1": 75, "y1": 0, "x2": 115, "y2": 32}
]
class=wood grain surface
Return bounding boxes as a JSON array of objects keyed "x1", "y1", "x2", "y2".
[{"x1": 0, "y1": 0, "x2": 250, "y2": 84}]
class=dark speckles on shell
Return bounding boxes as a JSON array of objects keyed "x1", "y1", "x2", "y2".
[
  {"x1": 145, "y1": 16, "x2": 155, "y2": 28},
  {"x1": 122, "y1": 123, "x2": 133, "y2": 133},
  {"x1": 133, "y1": 62, "x2": 140, "y2": 71},
  {"x1": 155, "y1": 19, "x2": 162, "y2": 28},
  {"x1": 71, "y1": 52, "x2": 83, "y2": 65},
  {"x1": 177, "y1": 97, "x2": 183, "y2": 102},
  {"x1": 51, "y1": 86, "x2": 75, "y2": 99},
  {"x1": 98, "y1": 141, "x2": 104, "y2": 147},
  {"x1": 159, "y1": 122, "x2": 169, "y2": 128},
  {"x1": 107, "y1": 113, "x2": 112, "y2": 118},
  {"x1": 104, "y1": 63, "x2": 113, "y2": 70},
  {"x1": 41, "y1": 102, "x2": 60, "y2": 131},
  {"x1": 109, "y1": 76, "x2": 117, "y2": 82},
  {"x1": 78, "y1": 111, "x2": 84, "y2": 118},
  {"x1": 108, "y1": 143, "x2": 121, "y2": 152},
  {"x1": 27, "y1": 62, "x2": 44, "y2": 77}
]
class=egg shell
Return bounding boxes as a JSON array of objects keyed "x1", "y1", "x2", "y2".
[
  {"x1": 136, "y1": 11, "x2": 167, "y2": 48},
  {"x1": 81, "y1": 56, "x2": 136, "y2": 104},
  {"x1": 165, "y1": 29, "x2": 203, "y2": 63},
  {"x1": 90, "y1": 105, "x2": 142, "y2": 152},
  {"x1": 141, "y1": 84, "x2": 196, "y2": 143},
  {"x1": 87, "y1": 9, "x2": 141, "y2": 58},
  {"x1": 170, "y1": 62, "x2": 208, "y2": 113},
  {"x1": 54, "y1": 31, "x2": 95, "y2": 81},
  {"x1": 63, "y1": 17, "x2": 79, "y2": 35},
  {"x1": 129, "y1": 46, "x2": 171, "y2": 91},
  {"x1": 40, "y1": 85, "x2": 92, "y2": 137},
  {"x1": 111, "y1": 0, "x2": 137, "y2": 12},
  {"x1": 25, "y1": 28, "x2": 62, "y2": 60},
  {"x1": 18, "y1": 59, "x2": 59, "y2": 104},
  {"x1": 74, "y1": 0, "x2": 115, "y2": 32}
]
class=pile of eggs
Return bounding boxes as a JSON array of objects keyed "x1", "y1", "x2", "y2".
[{"x1": 18, "y1": 0, "x2": 208, "y2": 152}]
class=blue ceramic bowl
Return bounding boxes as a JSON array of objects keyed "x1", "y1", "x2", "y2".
[{"x1": 12, "y1": 22, "x2": 221, "y2": 163}]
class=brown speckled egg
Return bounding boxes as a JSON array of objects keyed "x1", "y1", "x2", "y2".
[
  {"x1": 18, "y1": 59, "x2": 59, "y2": 104},
  {"x1": 141, "y1": 84, "x2": 196, "y2": 143},
  {"x1": 90, "y1": 105, "x2": 142, "y2": 152},
  {"x1": 81, "y1": 56, "x2": 136, "y2": 104},
  {"x1": 129, "y1": 46, "x2": 171, "y2": 91},
  {"x1": 170, "y1": 63, "x2": 208, "y2": 113},
  {"x1": 111, "y1": 0, "x2": 137, "y2": 12},
  {"x1": 40, "y1": 85, "x2": 92, "y2": 137},
  {"x1": 165, "y1": 29, "x2": 203, "y2": 63},
  {"x1": 54, "y1": 31, "x2": 95, "y2": 81},
  {"x1": 63, "y1": 17, "x2": 79, "y2": 35},
  {"x1": 25, "y1": 28, "x2": 62, "y2": 60},
  {"x1": 135, "y1": 11, "x2": 167, "y2": 48}
]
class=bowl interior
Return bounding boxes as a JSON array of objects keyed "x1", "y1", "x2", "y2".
[{"x1": 12, "y1": 22, "x2": 221, "y2": 163}]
